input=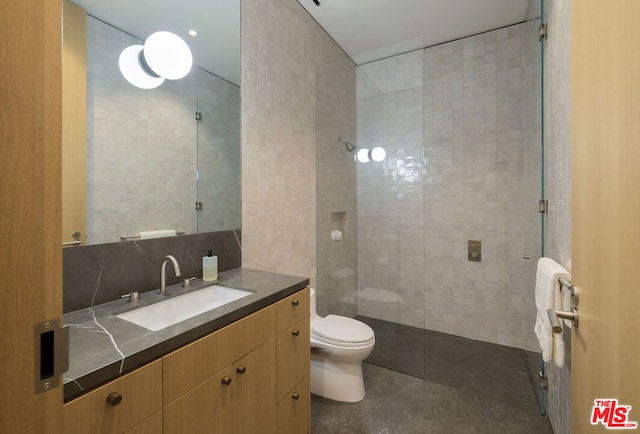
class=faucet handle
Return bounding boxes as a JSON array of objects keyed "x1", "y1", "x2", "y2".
[{"x1": 121, "y1": 291, "x2": 139, "y2": 303}]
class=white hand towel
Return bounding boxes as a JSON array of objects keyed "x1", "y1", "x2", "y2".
[
  {"x1": 139, "y1": 229, "x2": 176, "y2": 239},
  {"x1": 533, "y1": 257, "x2": 571, "y2": 367}
]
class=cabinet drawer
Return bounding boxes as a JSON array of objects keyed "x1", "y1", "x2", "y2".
[
  {"x1": 123, "y1": 411, "x2": 162, "y2": 434},
  {"x1": 277, "y1": 377, "x2": 309, "y2": 434},
  {"x1": 164, "y1": 365, "x2": 235, "y2": 434},
  {"x1": 163, "y1": 304, "x2": 276, "y2": 404},
  {"x1": 276, "y1": 288, "x2": 309, "y2": 333},
  {"x1": 63, "y1": 359, "x2": 162, "y2": 434},
  {"x1": 276, "y1": 316, "x2": 310, "y2": 401}
]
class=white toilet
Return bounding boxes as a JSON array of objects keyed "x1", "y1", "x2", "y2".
[{"x1": 309, "y1": 288, "x2": 375, "y2": 403}]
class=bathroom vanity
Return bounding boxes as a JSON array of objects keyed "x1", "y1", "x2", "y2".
[{"x1": 62, "y1": 268, "x2": 310, "y2": 434}]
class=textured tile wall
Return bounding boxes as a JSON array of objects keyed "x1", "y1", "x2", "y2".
[
  {"x1": 543, "y1": 0, "x2": 572, "y2": 432},
  {"x1": 86, "y1": 17, "x2": 240, "y2": 244},
  {"x1": 241, "y1": 0, "x2": 353, "y2": 288},
  {"x1": 357, "y1": 51, "x2": 426, "y2": 327},
  {"x1": 316, "y1": 59, "x2": 358, "y2": 318},
  {"x1": 356, "y1": 21, "x2": 542, "y2": 350}
]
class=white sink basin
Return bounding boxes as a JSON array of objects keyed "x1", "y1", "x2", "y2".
[{"x1": 116, "y1": 285, "x2": 253, "y2": 331}]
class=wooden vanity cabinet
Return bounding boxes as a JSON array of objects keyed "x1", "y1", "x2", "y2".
[
  {"x1": 232, "y1": 338, "x2": 277, "y2": 433},
  {"x1": 276, "y1": 288, "x2": 310, "y2": 434},
  {"x1": 163, "y1": 365, "x2": 235, "y2": 433},
  {"x1": 163, "y1": 338, "x2": 277, "y2": 434},
  {"x1": 277, "y1": 377, "x2": 309, "y2": 434},
  {"x1": 123, "y1": 411, "x2": 163, "y2": 434},
  {"x1": 162, "y1": 304, "x2": 276, "y2": 405},
  {"x1": 65, "y1": 287, "x2": 310, "y2": 434},
  {"x1": 162, "y1": 304, "x2": 278, "y2": 433},
  {"x1": 63, "y1": 359, "x2": 163, "y2": 434}
]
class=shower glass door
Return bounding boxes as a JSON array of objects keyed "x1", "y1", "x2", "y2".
[
  {"x1": 315, "y1": 13, "x2": 542, "y2": 389},
  {"x1": 354, "y1": 49, "x2": 428, "y2": 378},
  {"x1": 352, "y1": 18, "x2": 543, "y2": 380},
  {"x1": 195, "y1": 99, "x2": 241, "y2": 233}
]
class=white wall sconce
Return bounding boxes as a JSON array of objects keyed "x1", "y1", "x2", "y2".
[
  {"x1": 119, "y1": 31, "x2": 193, "y2": 89},
  {"x1": 356, "y1": 147, "x2": 386, "y2": 163}
]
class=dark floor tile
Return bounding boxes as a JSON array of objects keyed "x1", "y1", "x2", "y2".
[
  {"x1": 526, "y1": 351, "x2": 545, "y2": 409},
  {"x1": 312, "y1": 317, "x2": 551, "y2": 433},
  {"x1": 365, "y1": 333, "x2": 425, "y2": 378},
  {"x1": 311, "y1": 364, "x2": 553, "y2": 434}
]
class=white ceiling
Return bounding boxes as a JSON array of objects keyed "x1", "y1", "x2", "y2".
[
  {"x1": 71, "y1": 0, "x2": 240, "y2": 86},
  {"x1": 297, "y1": 0, "x2": 534, "y2": 65},
  {"x1": 71, "y1": 0, "x2": 535, "y2": 86}
]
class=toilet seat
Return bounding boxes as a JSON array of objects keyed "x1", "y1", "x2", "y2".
[{"x1": 311, "y1": 315, "x2": 375, "y2": 347}]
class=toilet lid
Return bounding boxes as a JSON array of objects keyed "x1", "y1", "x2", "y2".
[{"x1": 311, "y1": 315, "x2": 374, "y2": 345}]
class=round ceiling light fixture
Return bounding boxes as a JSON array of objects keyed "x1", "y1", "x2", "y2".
[
  {"x1": 143, "y1": 31, "x2": 193, "y2": 80},
  {"x1": 355, "y1": 147, "x2": 387, "y2": 163},
  {"x1": 356, "y1": 148, "x2": 370, "y2": 163},
  {"x1": 119, "y1": 31, "x2": 193, "y2": 89},
  {"x1": 370, "y1": 147, "x2": 386, "y2": 162},
  {"x1": 118, "y1": 45, "x2": 164, "y2": 90}
]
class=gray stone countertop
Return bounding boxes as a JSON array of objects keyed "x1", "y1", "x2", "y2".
[{"x1": 63, "y1": 268, "x2": 309, "y2": 402}]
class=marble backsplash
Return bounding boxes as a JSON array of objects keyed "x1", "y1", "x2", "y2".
[{"x1": 63, "y1": 230, "x2": 241, "y2": 313}]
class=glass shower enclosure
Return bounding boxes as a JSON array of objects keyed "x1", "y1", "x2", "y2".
[{"x1": 315, "y1": 8, "x2": 543, "y2": 403}]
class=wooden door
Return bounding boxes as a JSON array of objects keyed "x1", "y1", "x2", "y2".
[
  {"x1": 0, "y1": 1, "x2": 64, "y2": 433},
  {"x1": 571, "y1": 1, "x2": 640, "y2": 432}
]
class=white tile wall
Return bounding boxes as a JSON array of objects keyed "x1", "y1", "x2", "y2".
[
  {"x1": 356, "y1": 22, "x2": 542, "y2": 350},
  {"x1": 86, "y1": 18, "x2": 240, "y2": 244},
  {"x1": 543, "y1": 0, "x2": 572, "y2": 432},
  {"x1": 241, "y1": 0, "x2": 353, "y2": 287},
  {"x1": 316, "y1": 59, "x2": 358, "y2": 317},
  {"x1": 357, "y1": 51, "x2": 426, "y2": 327}
]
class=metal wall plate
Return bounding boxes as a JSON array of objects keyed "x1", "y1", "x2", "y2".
[
  {"x1": 34, "y1": 318, "x2": 69, "y2": 394},
  {"x1": 468, "y1": 240, "x2": 481, "y2": 262}
]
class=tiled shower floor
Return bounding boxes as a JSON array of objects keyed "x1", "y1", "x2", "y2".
[{"x1": 311, "y1": 316, "x2": 553, "y2": 434}]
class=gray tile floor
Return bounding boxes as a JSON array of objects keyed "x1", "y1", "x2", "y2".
[{"x1": 311, "y1": 317, "x2": 553, "y2": 434}]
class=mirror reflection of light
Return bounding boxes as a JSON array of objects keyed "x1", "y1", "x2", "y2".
[
  {"x1": 356, "y1": 148, "x2": 370, "y2": 163},
  {"x1": 370, "y1": 147, "x2": 386, "y2": 162},
  {"x1": 144, "y1": 31, "x2": 193, "y2": 80},
  {"x1": 119, "y1": 31, "x2": 193, "y2": 89},
  {"x1": 118, "y1": 45, "x2": 164, "y2": 89}
]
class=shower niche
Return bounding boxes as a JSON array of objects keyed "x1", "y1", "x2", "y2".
[{"x1": 330, "y1": 211, "x2": 347, "y2": 242}]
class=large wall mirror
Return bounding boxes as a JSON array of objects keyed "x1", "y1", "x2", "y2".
[{"x1": 64, "y1": 0, "x2": 241, "y2": 246}]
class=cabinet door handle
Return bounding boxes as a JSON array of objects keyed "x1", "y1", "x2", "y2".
[
  {"x1": 291, "y1": 299, "x2": 300, "y2": 306},
  {"x1": 292, "y1": 329, "x2": 300, "y2": 336},
  {"x1": 292, "y1": 393, "x2": 300, "y2": 400},
  {"x1": 236, "y1": 365, "x2": 246, "y2": 374},
  {"x1": 221, "y1": 376, "x2": 232, "y2": 385},
  {"x1": 106, "y1": 392, "x2": 123, "y2": 406}
]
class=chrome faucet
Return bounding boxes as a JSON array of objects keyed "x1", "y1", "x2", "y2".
[{"x1": 160, "y1": 255, "x2": 181, "y2": 295}]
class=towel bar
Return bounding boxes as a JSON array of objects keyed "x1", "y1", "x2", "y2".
[
  {"x1": 558, "y1": 276, "x2": 579, "y2": 306},
  {"x1": 120, "y1": 231, "x2": 185, "y2": 241},
  {"x1": 62, "y1": 240, "x2": 82, "y2": 247},
  {"x1": 547, "y1": 276, "x2": 580, "y2": 333},
  {"x1": 547, "y1": 307, "x2": 579, "y2": 333}
]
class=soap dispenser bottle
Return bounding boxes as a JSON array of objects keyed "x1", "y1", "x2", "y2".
[{"x1": 203, "y1": 250, "x2": 218, "y2": 282}]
